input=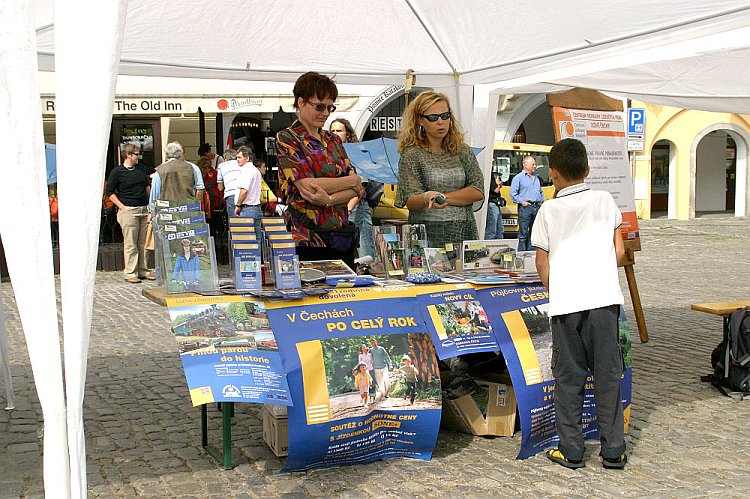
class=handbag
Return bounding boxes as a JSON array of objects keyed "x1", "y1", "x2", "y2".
[{"x1": 287, "y1": 205, "x2": 359, "y2": 252}]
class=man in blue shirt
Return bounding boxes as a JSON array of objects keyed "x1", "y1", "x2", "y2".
[{"x1": 510, "y1": 156, "x2": 544, "y2": 251}]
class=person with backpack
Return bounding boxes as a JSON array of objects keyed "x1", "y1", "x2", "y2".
[{"x1": 330, "y1": 117, "x2": 382, "y2": 260}]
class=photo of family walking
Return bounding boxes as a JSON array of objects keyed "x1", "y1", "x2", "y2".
[{"x1": 318, "y1": 333, "x2": 442, "y2": 420}]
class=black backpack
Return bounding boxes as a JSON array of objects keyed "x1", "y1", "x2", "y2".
[
  {"x1": 364, "y1": 180, "x2": 384, "y2": 209},
  {"x1": 704, "y1": 308, "x2": 750, "y2": 397}
]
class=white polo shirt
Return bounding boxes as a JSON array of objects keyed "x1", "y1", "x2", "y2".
[
  {"x1": 531, "y1": 183, "x2": 624, "y2": 317},
  {"x1": 235, "y1": 164, "x2": 262, "y2": 206},
  {"x1": 217, "y1": 160, "x2": 242, "y2": 200}
]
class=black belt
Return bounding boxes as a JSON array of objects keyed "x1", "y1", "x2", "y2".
[
  {"x1": 239, "y1": 204, "x2": 260, "y2": 207},
  {"x1": 526, "y1": 201, "x2": 542, "y2": 206}
]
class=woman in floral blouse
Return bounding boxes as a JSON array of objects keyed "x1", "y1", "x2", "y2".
[{"x1": 276, "y1": 72, "x2": 364, "y2": 268}]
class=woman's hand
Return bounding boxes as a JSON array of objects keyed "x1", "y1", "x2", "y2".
[
  {"x1": 422, "y1": 190, "x2": 448, "y2": 210},
  {"x1": 298, "y1": 182, "x2": 331, "y2": 207}
]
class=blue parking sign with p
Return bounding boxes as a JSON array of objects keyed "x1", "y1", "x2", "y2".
[{"x1": 628, "y1": 108, "x2": 645, "y2": 134}]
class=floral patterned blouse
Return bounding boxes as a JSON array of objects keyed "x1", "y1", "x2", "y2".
[{"x1": 276, "y1": 120, "x2": 354, "y2": 246}]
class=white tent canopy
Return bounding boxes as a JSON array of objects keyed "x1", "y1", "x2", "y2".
[{"x1": 3, "y1": 1, "x2": 750, "y2": 496}]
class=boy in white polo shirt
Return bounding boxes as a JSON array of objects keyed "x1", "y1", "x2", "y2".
[{"x1": 531, "y1": 138, "x2": 627, "y2": 470}]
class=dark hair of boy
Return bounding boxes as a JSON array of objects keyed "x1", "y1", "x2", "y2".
[{"x1": 549, "y1": 138, "x2": 589, "y2": 181}]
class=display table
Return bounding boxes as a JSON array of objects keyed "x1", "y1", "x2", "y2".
[{"x1": 149, "y1": 283, "x2": 633, "y2": 472}]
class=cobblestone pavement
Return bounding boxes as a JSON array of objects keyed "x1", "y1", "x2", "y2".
[{"x1": 1, "y1": 215, "x2": 749, "y2": 498}]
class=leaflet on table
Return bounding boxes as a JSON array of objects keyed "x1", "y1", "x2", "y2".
[
  {"x1": 299, "y1": 259, "x2": 357, "y2": 277},
  {"x1": 265, "y1": 288, "x2": 442, "y2": 472},
  {"x1": 155, "y1": 211, "x2": 206, "y2": 224},
  {"x1": 474, "y1": 285, "x2": 632, "y2": 459},
  {"x1": 153, "y1": 199, "x2": 202, "y2": 213},
  {"x1": 462, "y1": 239, "x2": 520, "y2": 271},
  {"x1": 271, "y1": 242, "x2": 301, "y2": 289},
  {"x1": 417, "y1": 288, "x2": 499, "y2": 358},
  {"x1": 234, "y1": 243, "x2": 262, "y2": 291},
  {"x1": 161, "y1": 224, "x2": 218, "y2": 293},
  {"x1": 228, "y1": 217, "x2": 256, "y2": 227},
  {"x1": 165, "y1": 294, "x2": 291, "y2": 407}
]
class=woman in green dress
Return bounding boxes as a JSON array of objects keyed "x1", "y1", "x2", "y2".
[{"x1": 395, "y1": 91, "x2": 484, "y2": 249}]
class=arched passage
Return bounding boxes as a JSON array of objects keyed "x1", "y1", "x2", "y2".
[{"x1": 691, "y1": 125, "x2": 750, "y2": 218}]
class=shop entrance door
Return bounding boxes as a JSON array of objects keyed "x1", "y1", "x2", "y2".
[{"x1": 110, "y1": 119, "x2": 162, "y2": 177}]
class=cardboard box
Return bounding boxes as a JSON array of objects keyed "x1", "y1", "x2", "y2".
[
  {"x1": 441, "y1": 374, "x2": 517, "y2": 437},
  {"x1": 262, "y1": 407, "x2": 288, "y2": 457},
  {"x1": 263, "y1": 403, "x2": 288, "y2": 417}
]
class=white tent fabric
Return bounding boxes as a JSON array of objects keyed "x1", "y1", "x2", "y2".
[
  {"x1": 6, "y1": 0, "x2": 750, "y2": 495},
  {"x1": 1, "y1": 1, "x2": 69, "y2": 495},
  {"x1": 55, "y1": 2, "x2": 127, "y2": 498}
]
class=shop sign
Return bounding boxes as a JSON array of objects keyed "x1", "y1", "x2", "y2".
[{"x1": 369, "y1": 116, "x2": 403, "y2": 132}]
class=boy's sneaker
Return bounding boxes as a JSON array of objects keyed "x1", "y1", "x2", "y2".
[
  {"x1": 545, "y1": 448, "x2": 585, "y2": 469},
  {"x1": 602, "y1": 453, "x2": 628, "y2": 469}
]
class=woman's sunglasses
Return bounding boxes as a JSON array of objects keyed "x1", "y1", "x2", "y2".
[
  {"x1": 306, "y1": 100, "x2": 337, "y2": 113},
  {"x1": 420, "y1": 111, "x2": 451, "y2": 122}
]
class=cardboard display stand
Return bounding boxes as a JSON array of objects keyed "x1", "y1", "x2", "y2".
[{"x1": 547, "y1": 88, "x2": 649, "y2": 342}]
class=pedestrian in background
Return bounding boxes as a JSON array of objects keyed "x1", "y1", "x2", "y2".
[
  {"x1": 485, "y1": 173, "x2": 505, "y2": 239},
  {"x1": 510, "y1": 156, "x2": 544, "y2": 251},
  {"x1": 107, "y1": 143, "x2": 154, "y2": 283}
]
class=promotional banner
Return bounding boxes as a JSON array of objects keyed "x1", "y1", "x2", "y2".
[
  {"x1": 475, "y1": 285, "x2": 632, "y2": 458},
  {"x1": 165, "y1": 295, "x2": 291, "y2": 407},
  {"x1": 266, "y1": 287, "x2": 443, "y2": 472},
  {"x1": 417, "y1": 287, "x2": 499, "y2": 358},
  {"x1": 552, "y1": 107, "x2": 640, "y2": 240}
]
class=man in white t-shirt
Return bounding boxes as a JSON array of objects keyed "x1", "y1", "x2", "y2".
[
  {"x1": 234, "y1": 146, "x2": 262, "y2": 233},
  {"x1": 217, "y1": 148, "x2": 242, "y2": 217},
  {"x1": 531, "y1": 138, "x2": 627, "y2": 471}
]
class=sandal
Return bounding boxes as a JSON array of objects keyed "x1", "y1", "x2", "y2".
[{"x1": 545, "y1": 448, "x2": 585, "y2": 469}]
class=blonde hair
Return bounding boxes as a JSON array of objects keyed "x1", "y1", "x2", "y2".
[{"x1": 397, "y1": 91, "x2": 465, "y2": 155}]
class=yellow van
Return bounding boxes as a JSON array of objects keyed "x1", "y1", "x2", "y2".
[
  {"x1": 492, "y1": 142, "x2": 555, "y2": 235},
  {"x1": 372, "y1": 182, "x2": 408, "y2": 220}
]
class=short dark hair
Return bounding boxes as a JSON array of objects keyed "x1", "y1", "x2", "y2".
[
  {"x1": 293, "y1": 72, "x2": 338, "y2": 110},
  {"x1": 197, "y1": 143, "x2": 212, "y2": 157},
  {"x1": 549, "y1": 138, "x2": 588, "y2": 181},
  {"x1": 236, "y1": 145, "x2": 253, "y2": 160}
]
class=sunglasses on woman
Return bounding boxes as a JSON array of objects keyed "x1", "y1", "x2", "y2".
[
  {"x1": 306, "y1": 100, "x2": 337, "y2": 113},
  {"x1": 420, "y1": 111, "x2": 451, "y2": 122}
]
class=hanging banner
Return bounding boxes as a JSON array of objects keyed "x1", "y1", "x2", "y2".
[
  {"x1": 166, "y1": 295, "x2": 292, "y2": 407},
  {"x1": 266, "y1": 287, "x2": 443, "y2": 472},
  {"x1": 475, "y1": 285, "x2": 633, "y2": 458},
  {"x1": 552, "y1": 107, "x2": 640, "y2": 240},
  {"x1": 417, "y1": 287, "x2": 499, "y2": 358}
]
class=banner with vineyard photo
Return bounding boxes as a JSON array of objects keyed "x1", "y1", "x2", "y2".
[
  {"x1": 265, "y1": 287, "x2": 442, "y2": 472},
  {"x1": 165, "y1": 295, "x2": 291, "y2": 407}
]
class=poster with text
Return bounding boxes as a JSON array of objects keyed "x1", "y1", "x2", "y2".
[
  {"x1": 476, "y1": 285, "x2": 632, "y2": 459},
  {"x1": 552, "y1": 107, "x2": 639, "y2": 240},
  {"x1": 266, "y1": 287, "x2": 442, "y2": 472},
  {"x1": 166, "y1": 295, "x2": 291, "y2": 407},
  {"x1": 417, "y1": 287, "x2": 499, "y2": 358}
]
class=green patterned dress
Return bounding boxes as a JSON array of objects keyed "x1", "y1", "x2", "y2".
[{"x1": 395, "y1": 145, "x2": 484, "y2": 249}]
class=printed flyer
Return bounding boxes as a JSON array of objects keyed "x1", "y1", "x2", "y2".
[
  {"x1": 475, "y1": 284, "x2": 632, "y2": 458},
  {"x1": 266, "y1": 287, "x2": 442, "y2": 472},
  {"x1": 417, "y1": 287, "x2": 499, "y2": 358},
  {"x1": 551, "y1": 107, "x2": 639, "y2": 240},
  {"x1": 165, "y1": 295, "x2": 291, "y2": 407}
]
